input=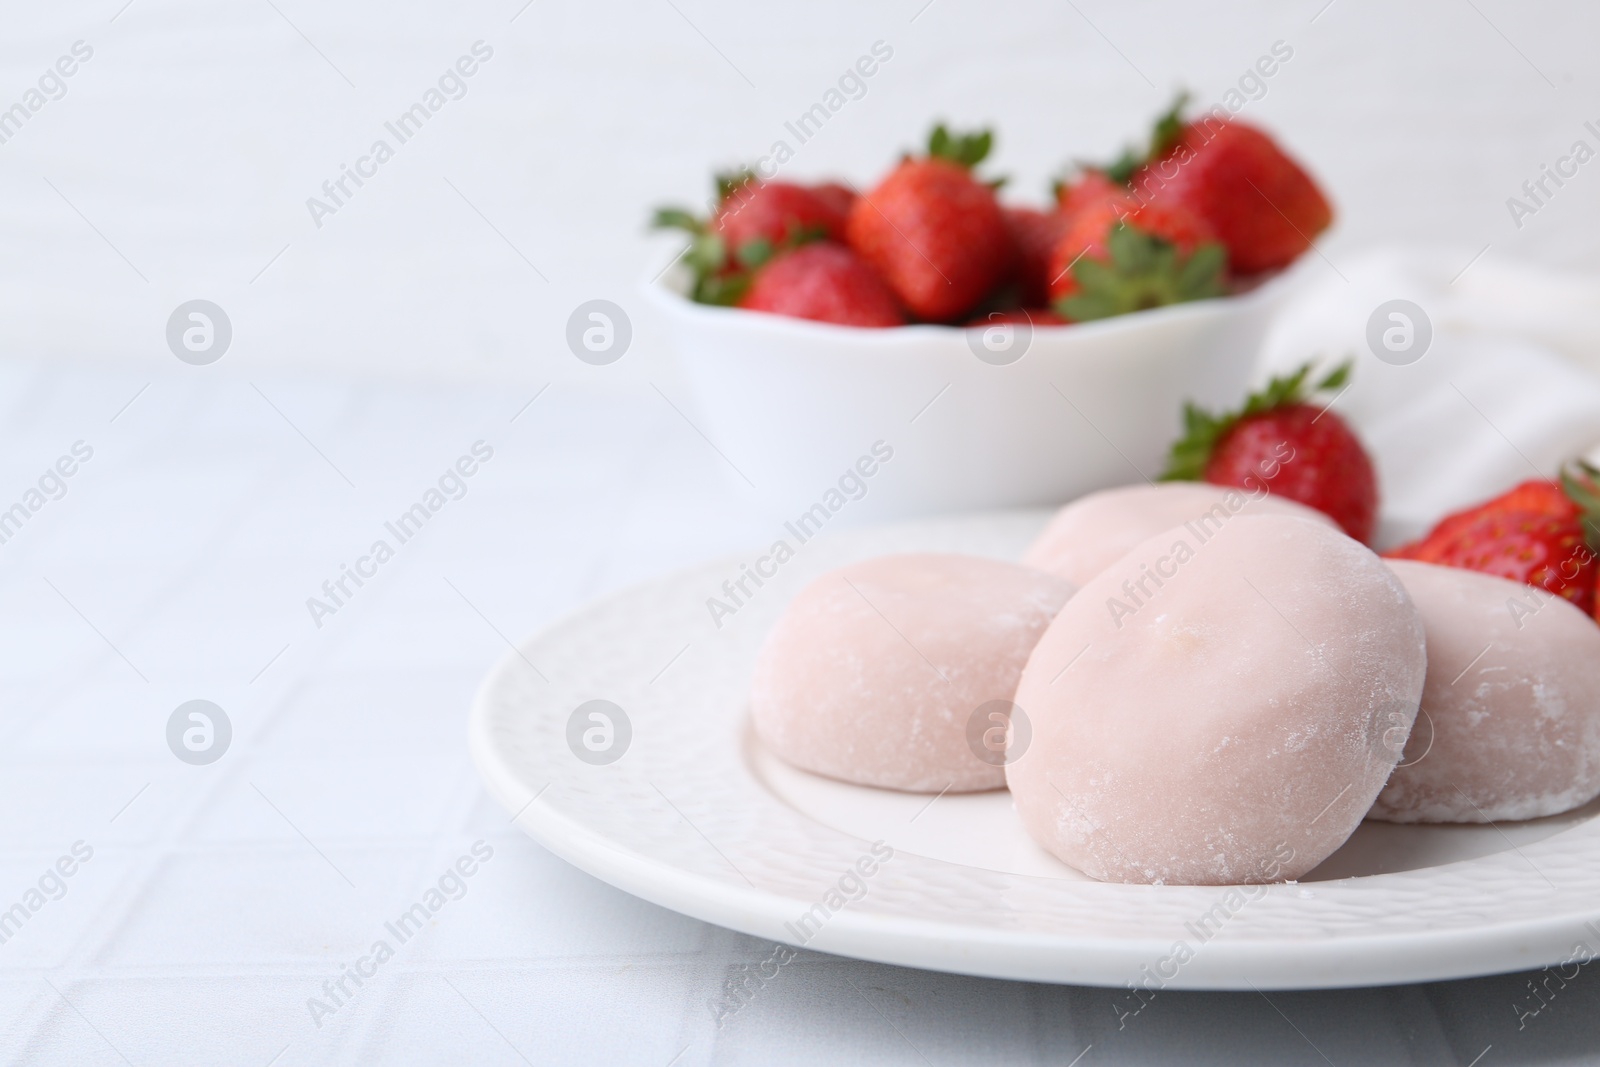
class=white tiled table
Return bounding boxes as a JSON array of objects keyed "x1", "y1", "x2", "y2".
[{"x1": 1, "y1": 358, "x2": 1596, "y2": 1066}]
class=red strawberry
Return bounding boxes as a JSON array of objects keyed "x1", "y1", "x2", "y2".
[
  {"x1": 1054, "y1": 169, "x2": 1123, "y2": 215},
  {"x1": 1487, "y1": 479, "x2": 1583, "y2": 518},
  {"x1": 715, "y1": 178, "x2": 848, "y2": 253},
  {"x1": 1046, "y1": 185, "x2": 1227, "y2": 320},
  {"x1": 1163, "y1": 360, "x2": 1378, "y2": 543},
  {"x1": 1387, "y1": 479, "x2": 1580, "y2": 561},
  {"x1": 1385, "y1": 464, "x2": 1600, "y2": 618},
  {"x1": 653, "y1": 173, "x2": 846, "y2": 306},
  {"x1": 1119, "y1": 96, "x2": 1333, "y2": 275},
  {"x1": 1395, "y1": 511, "x2": 1596, "y2": 616},
  {"x1": 739, "y1": 242, "x2": 905, "y2": 328},
  {"x1": 846, "y1": 125, "x2": 1013, "y2": 323},
  {"x1": 810, "y1": 181, "x2": 858, "y2": 220},
  {"x1": 1004, "y1": 206, "x2": 1068, "y2": 307}
]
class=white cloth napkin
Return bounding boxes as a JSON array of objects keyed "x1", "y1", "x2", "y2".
[{"x1": 1258, "y1": 247, "x2": 1600, "y2": 547}]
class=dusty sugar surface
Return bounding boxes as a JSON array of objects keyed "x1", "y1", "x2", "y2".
[
  {"x1": 1373, "y1": 560, "x2": 1600, "y2": 823},
  {"x1": 1009, "y1": 514, "x2": 1426, "y2": 885},
  {"x1": 750, "y1": 553, "x2": 1074, "y2": 793},
  {"x1": 1023, "y1": 482, "x2": 1332, "y2": 587}
]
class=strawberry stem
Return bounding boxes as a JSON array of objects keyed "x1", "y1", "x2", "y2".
[
  {"x1": 927, "y1": 124, "x2": 994, "y2": 168},
  {"x1": 651, "y1": 207, "x2": 704, "y2": 235},
  {"x1": 1560, "y1": 460, "x2": 1600, "y2": 555},
  {"x1": 1055, "y1": 223, "x2": 1227, "y2": 323}
]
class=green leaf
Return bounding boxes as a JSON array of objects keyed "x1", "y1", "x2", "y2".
[
  {"x1": 735, "y1": 237, "x2": 773, "y2": 270},
  {"x1": 1160, "y1": 403, "x2": 1226, "y2": 482},
  {"x1": 684, "y1": 232, "x2": 726, "y2": 276},
  {"x1": 1058, "y1": 291, "x2": 1118, "y2": 322},
  {"x1": 1316, "y1": 360, "x2": 1353, "y2": 393},
  {"x1": 1150, "y1": 91, "x2": 1191, "y2": 158},
  {"x1": 693, "y1": 267, "x2": 751, "y2": 307},
  {"x1": 715, "y1": 168, "x2": 756, "y2": 201},
  {"x1": 1176, "y1": 244, "x2": 1228, "y2": 297},
  {"x1": 1069, "y1": 256, "x2": 1119, "y2": 293},
  {"x1": 651, "y1": 207, "x2": 704, "y2": 234},
  {"x1": 926, "y1": 124, "x2": 994, "y2": 168},
  {"x1": 1561, "y1": 460, "x2": 1600, "y2": 554},
  {"x1": 1107, "y1": 223, "x2": 1157, "y2": 274},
  {"x1": 1055, "y1": 223, "x2": 1229, "y2": 324},
  {"x1": 1104, "y1": 149, "x2": 1142, "y2": 187},
  {"x1": 651, "y1": 196, "x2": 732, "y2": 304},
  {"x1": 1564, "y1": 461, "x2": 1600, "y2": 510}
]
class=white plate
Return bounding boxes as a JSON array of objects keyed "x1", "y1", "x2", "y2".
[{"x1": 469, "y1": 510, "x2": 1600, "y2": 989}]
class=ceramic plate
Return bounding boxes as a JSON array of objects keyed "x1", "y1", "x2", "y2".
[{"x1": 469, "y1": 510, "x2": 1600, "y2": 989}]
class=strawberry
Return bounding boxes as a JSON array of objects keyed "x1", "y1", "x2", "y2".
[
  {"x1": 1488, "y1": 478, "x2": 1584, "y2": 519},
  {"x1": 846, "y1": 125, "x2": 1013, "y2": 323},
  {"x1": 1396, "y1": 511, "x2": 1596, "y2": 616},
  {"x1": 1004, "y1": 206, "x2": 1068, "y2": 308},
  {"x1": 738, "y1": 242, "x2": 905, "y2": 328},
  {"x1": 1117, "y1": 95, "x2": 1333, "y2": 276},
  {"x1": 653, "y1": 173, "x2": 847, "y2": 305},
  {"x1": 1046, "y1": 183, "x2": 1227, "y2": 321},
  {"x1": 810, "y1": 181, "x2": 857, "y2": 220},
  {"x1": 1054, "y1": 169, "x2": 1123, "y2": 215},
  {"x1": 1385, "y1": 463, "x2": 1600, "y2": 617},
  {"x1": 1163, "y1": 361, "x2": 1378, "y2": 543},
  {"x1": 715, "y1": 177, "x2": 848, "y2": 252},
  {"x1": 1387, "y1": 479, "x2": 1580, "y2": 561}
]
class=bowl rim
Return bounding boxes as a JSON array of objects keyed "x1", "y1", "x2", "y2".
[{"x1": 639, "y1": 246, "x2": 1315, "y2": 342}]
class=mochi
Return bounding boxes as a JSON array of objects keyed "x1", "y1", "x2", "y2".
[
  {"x1": 1023, "y1": 482, "x2": 1334, "y2": 586},
  {"x1": 751, "y1": 554, "x2": 1075, "y2": 792},
  {"x1": 1008, "y1": 515, "x2": 1426, "y2": 884},
  {"x1": 1371, "y1": 561, "x2": 1600, "y2": 823}
]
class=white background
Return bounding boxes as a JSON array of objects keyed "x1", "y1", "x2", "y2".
[
  {"x1": 4, "y1": 2, "x2": 1600, "y2": 1064},
  {"x1": 1, "y1": 0, "x2": 1597, "y2": 381}
]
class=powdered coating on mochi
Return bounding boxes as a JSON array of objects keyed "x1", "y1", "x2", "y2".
[
  {"x1": 1372, "y1": 561, "x2": 1600, "y2": 823},
  {"x1": 1023, "y1": 482, "x2": 1335, "y2": 587},
  {"x1": 751, "y1": 554, "x2": 1076, "y2": 793},
  {"x1": 1007, "y1": 514, "x2": 1426, "y2": 885}
]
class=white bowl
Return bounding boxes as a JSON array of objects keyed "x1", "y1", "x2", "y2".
[{"x1": 644, "y1": 260, "x2": 1310, "y2": 522}]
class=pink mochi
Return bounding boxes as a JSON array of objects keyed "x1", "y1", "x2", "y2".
[
  {"x1": 1023, "y1": 482, "x2": 1334, "y2": 586},
  {"x1": 1008, "y1": 515, "x2": 1426, "y2": 885},
  {"x1": 1372, "y1": 561, "x2": 1600, "y2": 823},
  {"x1": 751, "y1": 554, "x2": 1076, "y2": 793}
]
